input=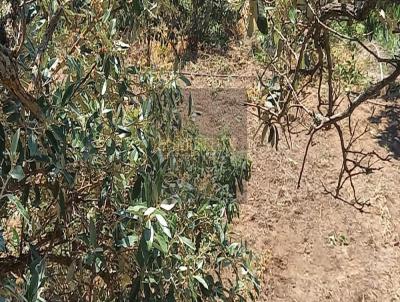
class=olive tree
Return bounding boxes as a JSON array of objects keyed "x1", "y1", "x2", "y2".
[{"x1": 0, "y1": 1, "x2": 258, "y2": 301}]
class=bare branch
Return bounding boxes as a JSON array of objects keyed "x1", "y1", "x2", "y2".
[
  {"x1": 11, "y1": 1, "x2": 26, "y2": 57},
  {"x1": 250, "y1": 0, "x2": 400, "y2": 205},
  {"x1": 297, "y1": 129, "x2": 315, "y2": 188},
  {"x1": 316, "y1": 66, "x2": 400, "y2": 130}
]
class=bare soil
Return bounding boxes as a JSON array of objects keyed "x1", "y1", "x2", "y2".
[{"x1": 183, "y1": 46, "x2": 400, "y2": 301}]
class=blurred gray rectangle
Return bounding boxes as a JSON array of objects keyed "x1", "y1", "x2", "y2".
[{"x1": 183, "y1": 88, "x2": 248, "y2": 153}]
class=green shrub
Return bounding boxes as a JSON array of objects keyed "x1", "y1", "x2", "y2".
[
  {"x1": 0, "y1": 1, "x2": 258, "y2": 301},
  {"x1": 125, "y1": 0, "x2": 243, "y2": 52}
]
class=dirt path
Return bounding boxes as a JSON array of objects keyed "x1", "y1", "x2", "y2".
[
  {"x1": 183, "y1": 48, "x2": 400, "y2": 301},
  {"x1": 240, "y1": 104, "x2": 400, "y2": 302}
]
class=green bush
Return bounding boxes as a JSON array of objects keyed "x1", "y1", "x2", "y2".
[
  {"x1": 124, "y1": 0, "x2": 243, "y2": 52},
  {"x1": 0, "y1": 1, "x2": 258, "y2": 301}
]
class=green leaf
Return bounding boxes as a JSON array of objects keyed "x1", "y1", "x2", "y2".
[
  {"x1": 106, "y1": 139, "x2": 116, "y2": 156},
  {"x1": 160, "y1": 199, "x2": 177, "y2": 211},
  {"x1": 0, "y1": 231, "x2": 6, "y2": 252},
  {"x1": 10, "y1": 129, "x2": 20, "y2": 159},
  {"x1": 62, "y1": 170, "x2": 75, "y2": 187},
  {"x1": 144, "y1": 222, "x2": 154, "y2": 250},
  {"x1": 62, "y1": 83, "x2": 75, "y2": 105},
  {"x1": 12, "y1": 228, "x2": 19, "y2": 247},
  {"x1": 133, "y1": 0, "x2": 144, "y2": 15},
  {"x1": 256, "y1": 0, "x2": 268, "y2": 35},
  {"x1": 127, "y1": 66, "x2": 139, "y2": 74},
  {"x1": 25, "y1": 253, "x2": 46, "y2": 302},
  {"x1": 115, "y1": 40, "x2": 130, "y2": 50},
  {"x1": 101, "y1": 80, "x2": 107, "y2": 96},
  {"x1": 102, "y1": 8, "x2": 111, "y2": 22},
  {"x1": 46, "y1": 130, "x2": 60, "y2": 153},
  {"x1": 194, "y1": 275, "x2": 209, "y2": 290},
  {"x1": 156, "y1": 214, "x2": 171, "y2": 238},
  {"x1": 288, "y1": 7, "x2": 297, "y2": 24},
  {"x1": 28, "y1": 133, "x2": 39, "y2": 157},
  {"x1": 155, "y1": 214, "x2": 168, "y2": 227},
  {"x1": 179, "y1": 74, "x2": 191, "y2": 86},
  {"x1": 179, "y1": 236, "x2": 195, "y2": 251},
  {"x1": 144, "y1": 207, "x2": 156, "y2": 216},
  {"x1": 109, "y1": 18, "x2": 117, "y2": 36},
  {"x1": 127, "y1": 204, "x2": 147, "y2": 213},
  {"x1": 155, "y1": 233, "x2": 168, "y2": 254},
  {"x1": 10, "y1": 196, "x2": 30, "y2": 226},
  {"x1": 9, "y1": 165, "x2": 25, "y2": 181},
  {"x1": 118, "y1": 235, "x2": 139, "y2": 248}
]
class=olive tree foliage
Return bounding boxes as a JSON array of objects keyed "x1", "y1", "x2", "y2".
[
  {"x1": 0, "y1": 1, "x2": 259, "y2": 301},
  {"x1": 117, "y1": 0, "x2": 243, "y2": 65},
  {"x1": 249, "y1": 0, "x2": 400, "y2": 210}
]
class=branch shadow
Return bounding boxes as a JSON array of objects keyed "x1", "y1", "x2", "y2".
[{"x1": 368, "y1": 83, "x2": 400, "y2": 159}]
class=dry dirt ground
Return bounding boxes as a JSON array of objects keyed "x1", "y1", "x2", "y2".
[{"x1": 182, "y1": 45, "x2": 400, "y2": 301}]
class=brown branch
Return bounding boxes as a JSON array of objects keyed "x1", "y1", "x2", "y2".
[
  {"x1": 0, "y1": 45, "x2": 44, "y2": 121},
  {"x1": 319, "y1": 2, "x2": 356, "y2": 21},
  {"x1": 0, "y1": 253, "x2": 116, "y2": 287},
  {"x1": 316, "y1": 65, "x2": 400, "y2": 130},
  {"x1": 297, "y1": 129, "x2": 315, "y2": 188},
  {"x1": 11, "y1": 1, "x2": 26, "y2": 57},
  {"x1": 313, "y1": 13, "x2": 397, "y2": 66},
  {"x1": 33, "y1": 7, "x2": 63, "y2": 91},
  {"x1": 323, "y1": 30, "x2": 334, "y2": 116},
  {"x1": 318, "y1": 0, "x2": 376, "y2": 22}
]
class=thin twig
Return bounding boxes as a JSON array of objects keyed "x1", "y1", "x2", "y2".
[{"x1": 297, "y1": 130, "x2": 315, "y2": 188}]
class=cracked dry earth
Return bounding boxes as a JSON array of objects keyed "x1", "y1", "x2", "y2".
[{"x1": 184, "y1": 67, "x2": 400, "y2": 301}]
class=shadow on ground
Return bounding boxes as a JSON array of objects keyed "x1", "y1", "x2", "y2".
[{"x1": 369, "y1": 83, "x2": 400, "y2": 159}]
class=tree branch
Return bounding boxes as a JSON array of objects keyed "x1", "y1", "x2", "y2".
[
  {"x1": 0, "y1": 45, "x2": 44, "y2": 121},
  {"x1": 33, "y1": 7, "x2": 63, "y2": 91},
  {"x1": 316, "y1": 65, "x2": 400, "y2": 130}
]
